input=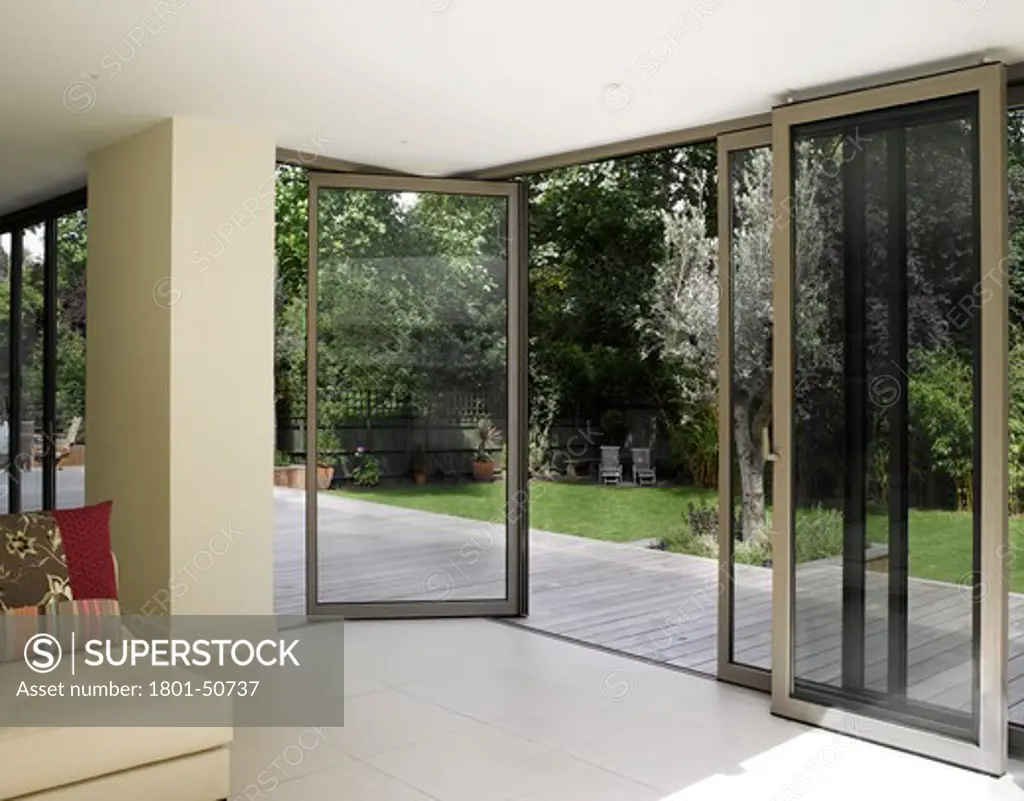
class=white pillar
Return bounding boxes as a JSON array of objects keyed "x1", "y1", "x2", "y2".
[{"x1": 86, "y1": 118, "x2": 275, "y2": 615}]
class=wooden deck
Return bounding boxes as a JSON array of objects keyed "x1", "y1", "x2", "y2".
[{"x1": 273, "y1": 488, "x2": 1024, "y2": 725}]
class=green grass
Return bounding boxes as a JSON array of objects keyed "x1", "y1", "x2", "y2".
[
  {"x1": 337, "y1": 480, "x2": 715, "y2": 543},
  {"x1": 334, "y1": 481, "x2": 1024, "y2": 592}
]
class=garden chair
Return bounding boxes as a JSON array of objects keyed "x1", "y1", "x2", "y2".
[
  {"x1": 599, "y1": 445, "x2": 623, "y2": 486},
  {"x1": 631, "y1": 447, "x2": 656, "y2": 486},
  {"x1": 54, "y1": 416, "x2": 82, "y2": 469}
]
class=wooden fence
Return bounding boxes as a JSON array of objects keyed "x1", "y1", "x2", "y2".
[{"x1": 276, "y1": 390, "x2": 668, "y2": 481}]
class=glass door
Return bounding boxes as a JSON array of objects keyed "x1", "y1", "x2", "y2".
[
  {"x1": 717, "y1": 127, "x2": 774, "y2": 691},
  {"x1": 771, "y1": 64, "x2": 1008, "y2": 773},
  {"x1": 305, "y1": 173, "x2": 527, "y2": 618}
]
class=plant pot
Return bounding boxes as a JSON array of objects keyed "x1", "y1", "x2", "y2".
[
  {"x1": 274, "y1": 465, "x2": 304, "y2": 488},
  {"x1": 316, "y1": 465, "x2": 334, "y2": 490},
  {"x1": 472, "y1": 460, "x2": 495, "y2": 482},
  {"x1": 412, "y1": 471, "x2": 427, "y2": 485}
]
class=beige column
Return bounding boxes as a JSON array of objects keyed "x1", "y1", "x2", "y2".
[{"x1": 86, "y1": 117, "x2": 275, "y2": 615}]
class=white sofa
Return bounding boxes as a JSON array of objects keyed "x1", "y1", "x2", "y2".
[{"x1": 0, "y1": 658, "x2": 232, "y2": 800}]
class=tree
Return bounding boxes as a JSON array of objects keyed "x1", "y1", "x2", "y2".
[{"x1": 642, "y1": 145, "x2": 832, "y2": 541}]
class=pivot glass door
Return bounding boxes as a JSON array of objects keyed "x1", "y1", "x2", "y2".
[
  {"x1": 306, "y1": 173, "x2": 527, "y2": 618},
  {"x1": 771, "y1": 65, "x2": 1008, "y2": 773}
]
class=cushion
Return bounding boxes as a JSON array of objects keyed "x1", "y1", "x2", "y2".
[
  {"x1": 0, "y1": 598, "x2": 122, "y2": 664},
  {"x1": 0, "y1": 512, "x2": 73, "y2": 610},
  {"x1": 52, "y1": 501, "x2": 117, "y2": 599}
]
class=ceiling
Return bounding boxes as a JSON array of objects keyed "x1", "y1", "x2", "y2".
[{"x1": 1, "y1": 0, "x2": 1023, "y2": 215}]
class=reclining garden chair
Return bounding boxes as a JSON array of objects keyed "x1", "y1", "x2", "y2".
[
  {"x1": 54, "y1": 416, "x2": 82, "y2": 469},
  {"x1": 599, "y1": 445, "x2": 623, "y2": 486},
  {"x1": 631, "y1": 447, "x2": 656, "y2": 486}
]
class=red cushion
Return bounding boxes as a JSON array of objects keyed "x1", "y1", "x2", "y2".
[{"x1": 52, "y1": 502, "x2": 117, "y2": 600}]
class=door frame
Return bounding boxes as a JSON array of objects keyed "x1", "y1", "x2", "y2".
[
  {"x1": 769, "y1": 64, "x2": 1008, "y2": 774},
  {"x1": 717, "y1": 125, "x2": 773, "y2": 693},
  {"x1": 304, "y1": 171, "x2": 529, "y2": 619}
]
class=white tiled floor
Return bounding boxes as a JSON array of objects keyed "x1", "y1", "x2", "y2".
[{"x1": 230, "y1": 618, "x2": 1024, "y2": 800}]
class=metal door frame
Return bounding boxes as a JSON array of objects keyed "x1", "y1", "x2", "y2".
[
  {"x1": 305, "y1": 172, "x2": 529, "y2": 619},
  {"x1": 769, "y1": 64, "x2": 1008, "y2": 774},
  {"x1": 717, "y1": 125, "x2": 774, "y2": 693}
]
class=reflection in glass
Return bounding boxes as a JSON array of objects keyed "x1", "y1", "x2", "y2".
[
  {"x1": 729, "y1": 146, "x2": 773, "y2": 671},
  {"x1": 791, "y1": 99, "x2": 979, "y2": 736},
  {"x1": 314, "y1": 188, "x2": 509, "y2": 603}
]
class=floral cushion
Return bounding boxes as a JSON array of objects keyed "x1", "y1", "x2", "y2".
[{"x1": 0, "y1": 513, "x2": 73, "y2": 611}]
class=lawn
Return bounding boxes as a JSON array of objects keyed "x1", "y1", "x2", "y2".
[
  {"x1": 334, "y1": 481, "x2": 1024, "y2": 592},
  {"x1": 337, "y1": 480, "x2": 715, "y2": 543}
]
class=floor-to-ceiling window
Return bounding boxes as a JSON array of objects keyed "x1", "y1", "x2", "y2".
[{"x1": 0, "y1": 192, "x2": 87, "y2": 513}]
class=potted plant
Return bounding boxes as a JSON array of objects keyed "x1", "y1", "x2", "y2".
[
  {"x1": 352, "y1": 445, "x2": 381, "y2": 488},
  {"x1": 273, "y1": 450, "x2": 304, "y2": 489},
  {"x1": 472, "y1": 419, "x2": 502, "y2": 482},
  {"x1": 315, "y1": 431, "x2": 339, "y2": 490},
  {"x1": 411, "y1": 443, "x2": 429, "y2": 485}
]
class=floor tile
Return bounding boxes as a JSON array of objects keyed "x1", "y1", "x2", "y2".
[
  {"x1": 230, "y1": 726, "x2": 347, "y2": 789},
  {"x1": 398, "y1": 664, "x2": 573, "y2": 723},
  {"x1": 367, "y1": 718, "x2": 590, "y2": 801},
  {"x1": 267, "y1": 755, "x2": 435, "y2": 801},
  {"x1": 331, "y1": 688, "x2": 475, "y2": 758},
  {"x1": 223, "y1": 618, "x2": 1024, "y2": 801},
  {"x1": 509, "y1": 766, "x2": 662, "y2": 801}
]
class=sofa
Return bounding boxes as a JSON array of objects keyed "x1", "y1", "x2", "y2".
[
  {"x1": 0, "y1": 640, "x2": 232, "y2": 801},
  {"x1": 0, "y1": 548, "x2": 232, "y2": 800}
]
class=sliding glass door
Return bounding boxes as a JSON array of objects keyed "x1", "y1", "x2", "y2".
[
  {"x1": 305, "y1": 173, "x2": 528, "y2": 618},
  {"x1": 770, "y1": 65, "x2": 1008, "y2": 773}
]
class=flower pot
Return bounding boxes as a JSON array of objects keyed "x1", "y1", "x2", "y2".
[
  {"x1": 472, "y1": 460, "x2": 495, "y2": 482},
  {"x1": 413, "y1": 471, "x2": 427, "y2": 485},
  {"x1": 274, "y1": 465, "x2": 304, "y2": 488},
  {"x1": 316, "y1": 465, "x2": 334, "y2": 490}
]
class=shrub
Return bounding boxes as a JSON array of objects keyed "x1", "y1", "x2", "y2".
[
  {"x1": 661, "y1": 501, "x2": 843, "y2": 567},
  {"x1": 668, "y1": 405, "x2": 718, "y2": 487},
  {"x1": 352, "y1": 446, "x2": 381, "y2": 487},
  {"x1": 687, "y1": 500, "x2": 718, "y2": 539},
  {"x1": 793, "y1": 506, "x2": 843, "y2": 562}
]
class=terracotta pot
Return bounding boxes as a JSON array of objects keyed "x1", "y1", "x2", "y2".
[
  {"x1": 413, "y1": 471, "x2": 427, "y2": 485},
  {"x1": 274, "y1": 465, "x2": 304, "y2": 488},
  {"x1": 316, "y1": 465, "x2": 334, "y2": 490},
  {"x1": 472, "y1": 460, "x2": 494, "y2": 482}
]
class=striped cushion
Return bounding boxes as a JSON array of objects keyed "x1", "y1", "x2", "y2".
[{"x1": 0, "y1": 598, "x2": 122, "y2": 663}]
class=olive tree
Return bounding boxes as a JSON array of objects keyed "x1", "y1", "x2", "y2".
[{"x1": 642, "y1": 146, "x2": 832, "y2": 542}]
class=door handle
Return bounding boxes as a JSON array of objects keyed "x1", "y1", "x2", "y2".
[{"x1": 762, "y1": 426, "x2": 780, "y2": 462}]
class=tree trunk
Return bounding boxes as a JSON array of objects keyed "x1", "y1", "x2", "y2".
[{"x1": 733, "y1": 400, "x2": 766, "y2": 542}]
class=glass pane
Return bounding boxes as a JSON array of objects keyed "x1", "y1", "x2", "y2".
[
  {"x1": 0, "y1": 232, "x2": 8, "y2": 514},
  {"x1": 56, "y1": 211, "x2": 87, "y2": 509},
  {"x1": 791, "y1": 98, "x2": 979, "y2": 735},
  {"x1": 1008, "y1": 106, "x2": 1024, "y2": 728},
  {"x1": 314, "y1": 187, "x2": 509, "y2": 603},
  {"x1": 791, "y1": 131, "x2": 847, "y2": 692},
  {"x1": 274, "y1": 164, "x2": 308, "y2": 616},
  {"x1": 20, "y1": 223, "x2": 44, "y2": 511},
  {"x1": 729, "y1": 145, "x2": 773, "y2": 671}
]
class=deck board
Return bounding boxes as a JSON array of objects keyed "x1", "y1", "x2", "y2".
[{"x1": 272, "y1": 488, "x2": 1024, "y2": 726}]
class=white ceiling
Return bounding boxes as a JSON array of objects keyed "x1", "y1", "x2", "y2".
[{"x1": 1, "y1": 0, "x2": 1023, "y2": 215}]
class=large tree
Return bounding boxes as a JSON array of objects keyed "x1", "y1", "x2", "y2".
[{"x1": 642, "y1": 145, "x2": 832, "y2": 542}]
